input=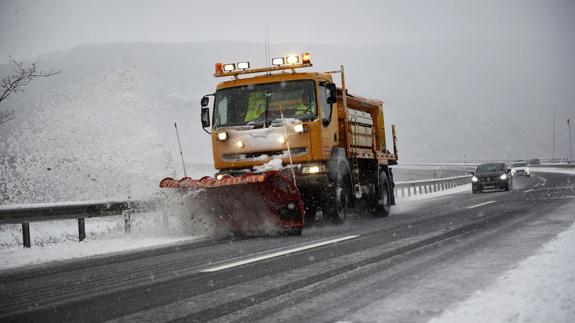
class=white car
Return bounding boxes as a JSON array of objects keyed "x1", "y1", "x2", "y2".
[{"x1": 510, "y1": 162, "x2": 531, "y2": 177}]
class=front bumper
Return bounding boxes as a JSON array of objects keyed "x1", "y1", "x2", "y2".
[{"x1": 472, "y1": 178, "x2": 509, "y2": 190}]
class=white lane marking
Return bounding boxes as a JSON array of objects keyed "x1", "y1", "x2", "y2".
[
  {"x1": 524, "y1": 189, "x2": 535, "y2": 193},
  {"x1": 201, "y1": 235, "x2": 359, "y2": 272},
  {"x1": 467, "y1": 200, "x2": 496, "y2": 209}
]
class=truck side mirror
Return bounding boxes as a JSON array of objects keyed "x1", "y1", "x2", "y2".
[
  {"x1": 327, "y1": 83, "x2": 337, "y2": 104},
  {"x1": 201, "y1": 96, "x2": 210, "y2": 107},
  {"x1": 201, "y1": 107, "x2": 210, "y2": 128}
]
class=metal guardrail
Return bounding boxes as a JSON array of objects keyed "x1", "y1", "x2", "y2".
[
  {"x1": 394, "y1": 175, "x2": 471, "y2": 199},
  {"x1": 0, "y1": 200, "x2": 153, "y2": 248}
]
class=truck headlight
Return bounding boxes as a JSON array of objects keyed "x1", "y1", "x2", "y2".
[
  {"x1": 302, "y1": 164, "x2": 326, "y2": 174},
  {"x1": 278, "y1": 136, "x2": 286, "y2": 144},
  {"x1": 236, "y1": 140, "x2": 244, "y2": 148},
  {"x1": 472, "y1": 176, "x2": 479, "y2": 182},
  {"x1": 217, "y1": 132, "x2": 228, "y2": 141},
  {"x1": 500, "y1": 174, "x2": 507, "y2": 180},
  {"x1": 293, "y1": 124, "x2": 304, "y2": 133}
]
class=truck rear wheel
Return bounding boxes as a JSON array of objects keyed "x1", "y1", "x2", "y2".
[
  {"x1": 322, "y1": 166, "x2": 351, "y2": 224},
  {"x1": 374, "y1": 171, "x2": 391, "y2": 217}
]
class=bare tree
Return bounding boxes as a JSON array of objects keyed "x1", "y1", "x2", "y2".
[
  {"x1": 0, "y1": 110, "x2": 15, "y2": 124},
  {"x1": 0, "y1": 58, "x2": 62, "y2": 125}
]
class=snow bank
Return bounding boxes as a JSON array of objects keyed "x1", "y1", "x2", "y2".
[
  {"x1": 0, "y1": 190, "x2": 226, "y2": 269},
  {"x1": 429, "y1": 204, "x2": 575, "y2": 323}
]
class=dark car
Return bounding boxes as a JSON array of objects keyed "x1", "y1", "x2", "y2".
[{"x1": 471, "y1": 163, "x2": 512, "y2": 193}]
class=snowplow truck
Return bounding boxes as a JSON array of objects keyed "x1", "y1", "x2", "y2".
[{"x1": 160, "y1": 53, "x2": 398, "y2": 235}]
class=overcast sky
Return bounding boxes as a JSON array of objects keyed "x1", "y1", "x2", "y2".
[{"x1": 2, "y1": 0, "x2": 575, "y2": 62}]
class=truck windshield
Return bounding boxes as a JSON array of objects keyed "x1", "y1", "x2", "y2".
[{"x1": 213, "y1": 80, "x2": 317, "y2": 128}]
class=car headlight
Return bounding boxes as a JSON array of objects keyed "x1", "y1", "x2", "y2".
[
  {"x1": 525, "y1": 167, "x2": 530, "y2": 174},
  {"x1": 472, "y1": 176, "x2": 479, "y2": 182},
  {"x1": 500, "y1": 174, "x2": 507, "y2": 180}
]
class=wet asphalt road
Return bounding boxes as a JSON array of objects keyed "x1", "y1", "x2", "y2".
[{"x1": 1, "y1": 171, "x2": 574, "y2": 323}]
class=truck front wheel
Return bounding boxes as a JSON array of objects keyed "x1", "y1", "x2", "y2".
[{"x1": 322, "y1": 166, "x2": 351, "y2": 224}]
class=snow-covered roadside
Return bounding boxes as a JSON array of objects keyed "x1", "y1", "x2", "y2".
[
  {"x1": 0, "y1": 197, "x2": 218, "y2": 270},
  {"x1": 532, "y1": 167, "x2": 575, "y2": 175},
  {"x1": 429, "y1": 202, "x2": 575, "y2": 323}
]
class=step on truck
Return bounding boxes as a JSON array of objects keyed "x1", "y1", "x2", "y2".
[{"x1": 160, "y1": 52, "x2": 399, "y2": 235}]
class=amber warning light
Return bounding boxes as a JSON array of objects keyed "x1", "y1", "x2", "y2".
[{"x1": 214, "y1": 52, "x2": 312, "y2": 77}]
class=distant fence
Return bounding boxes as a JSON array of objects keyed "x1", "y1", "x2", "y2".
[{"x1": 394, "y1": 175, "x2": 471, "y2": 199}]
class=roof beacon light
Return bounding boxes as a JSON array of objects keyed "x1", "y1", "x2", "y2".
[
  {"x1": 215, "y1": 63, "x2": 224, "y2": 75},
  {"x1": 286, "y1": 55, "x2": 300, "y2": 65},
  {"x1": 272, "y1": 57, "x2": 285, "y2": 66},
  {"x1": 237, "y1": 61, "x2": 250, "y2": 70},
  {"x1": 302, "y1": 52, "x2": 311, "y2": 64},
  {"x1": 223, "y1": 63, "x2": 236, "y2": 72}
]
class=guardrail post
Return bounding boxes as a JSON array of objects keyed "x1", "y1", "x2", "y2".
[
  {"x1": 22, "y1": 223, "x2": 31, "y2": 248},
  {"x1": 124, "y1": 212, "x2": 132, "y2": 234},
  {"x1": 78, "y1": 218, "x2": 86, "y2": 242}
]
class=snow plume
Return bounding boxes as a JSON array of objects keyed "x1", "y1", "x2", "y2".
[{"x1": 1, "y1": 67, "x2": 177, "y2": 205}]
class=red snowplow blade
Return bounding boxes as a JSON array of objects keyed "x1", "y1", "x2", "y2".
[{"x1": 159, "y1": 171, "x2": 304, "y2": 233}]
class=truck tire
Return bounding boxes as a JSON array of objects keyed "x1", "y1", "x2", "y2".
[
  {"x1": 322, "y1": 165, "x2": 351, "y2": 224},
  {"x1": 374, "y1": 171, "x2": 391, "y2": 217}
]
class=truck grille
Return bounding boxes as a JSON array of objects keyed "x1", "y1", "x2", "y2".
[{"x1": 222, "y1": 148, "x2": 307, "y2": 161}]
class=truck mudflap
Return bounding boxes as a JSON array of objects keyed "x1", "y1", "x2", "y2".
[{"x1": 159, "y1": 171, "x2": 304, "y2": 234}]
